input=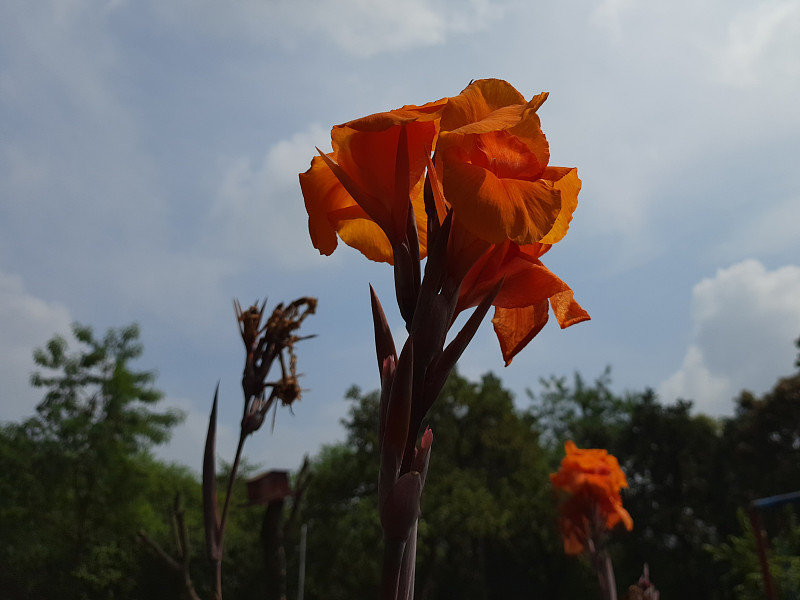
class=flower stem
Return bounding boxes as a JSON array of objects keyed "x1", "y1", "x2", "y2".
[{"x1": 382, "y1": 537, "x2": 407, "y2": 600}]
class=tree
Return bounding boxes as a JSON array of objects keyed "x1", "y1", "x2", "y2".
[
  {"x1": 612, "y1": 392, "x2": 727, "y2": 598},
  {"x1": 527, "y1": 367, "x2": 631, "y2": 454},
  {"x1": 0, "y1": 323, "x2": 183, "y2": 599},
  {"x1": 722, "y1": 373, "x2": 800, "y2": 519},
  {"x1": 524, "y1": 369, "x2": 735, "y2": 598}
]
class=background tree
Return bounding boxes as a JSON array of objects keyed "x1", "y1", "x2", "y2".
[
  {"x1": 527, "y1": 367, "x2": 631, "y2": 453},
  {"x1": 525, "y1": 368, "x2": 731, "y2": 598},
  {"x1": 613, "y1": 392, "x2": 727, "y2": 598},
  {"x1": 0, "y1": 323, "x2": 183, "y2": 599},
  {"x1": 721, "y1": 373, "x2": 800, "y2": 520}
]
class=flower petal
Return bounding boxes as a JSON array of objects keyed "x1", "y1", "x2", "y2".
[
  {"x1": 333, "y1": 120, "x2": 436, "y2": 243},
  {"x1": 550, "y1": 288, "x2": 591, "y2": 328},
  {"x1": 299, "y1": 154, "x2": 359, "y2": 256},
  {"x1": 538, "y1": 167, "x2": 581, "y2": 245},
  {"x1": 443, "y1": 157, "x2": 562, "y2": 245},
  {"x1": 440, "y1": 79, "x2": 527, "y2": 131},
  {"x1": 491, "y1": 302, "x2": 550, "y2": 366},
  {"x1": 338, "y1": 218, "x2": 395, "y2": 263}
]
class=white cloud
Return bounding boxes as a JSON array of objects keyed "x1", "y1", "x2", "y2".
[
  {"x1": 658, "y1": 345, "x2": 732, "y2": 414},
  {"x1": 207, "y1": 124, "x2": 332, "y2": 269},
  {"x1": 659, "y1": 259, "x2": 800, "y2": 415},
  {"x1": 0, "y1": 271, "x2": 73, "y2": 422},
  {"x1": 152, "y1": 0, "x2": 503, "y2": 57}
]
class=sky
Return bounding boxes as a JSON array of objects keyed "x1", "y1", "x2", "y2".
[{"x1": 2, "y1": 0, "x2": 800, "y2": 474}]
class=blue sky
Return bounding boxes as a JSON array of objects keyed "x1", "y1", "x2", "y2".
[{"x1": 2, "y1": 0, "x2": 800, "y2": 473}]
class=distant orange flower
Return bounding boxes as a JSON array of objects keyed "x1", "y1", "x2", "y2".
[{"x1": 550, "y1": 441, "x2": 633, "y2": 555}]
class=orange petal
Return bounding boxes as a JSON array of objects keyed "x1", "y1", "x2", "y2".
[
  {"x1": 441, "y1": 79, "x2": 527, "y2": 131},
  {"x1": 442, "y1": 88, "x2": 550, "y2": 169},
  {"x1": 550, "y1": 289, "x2": 590, "y2": 328},
  {"x1": 300, "y1": 154, "x2": 399, "y2": 263},
  {"x1": 299, "y1": 154, "x2": 358, "y2": 256},
  {"x1": 445, "y1": 103, "x2": 525, "y2": 136},
  {"x1": 334, "y1": 120, "x2": 437, "y2": 240},
  {"x1": 538, "y1": 167, "x2": 581, "y2": 245},
  {"x1": 339, "y1": 98, "x2": 448, "y2": 137},
  {"x1": 491, "y1": 302, "x2": 550, "y2": 366},
  {"x1": 492, "y1": 256, "x2": 573, "y2": 309},
  {"x1": 338, "y1": 218, "x2": 394, "y2": 263},
  {"x1": 507, "y1": 99, "x2": 550, "y2": 169},
  {"x1": 443, "y1": 157, "x2": 562, "y2": 245}
]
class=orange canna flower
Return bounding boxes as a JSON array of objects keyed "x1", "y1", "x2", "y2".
[
  {"x1": 299, "y1": 79, "x2": 580, "y2": 263},
  {"x1": 550, "y1": 441, "x2": 633, "y2": 555},
  {"x1": 299, "y1": 79, "x2": 589, "y2": 363}
]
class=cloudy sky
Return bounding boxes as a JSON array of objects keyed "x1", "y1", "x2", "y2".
[{"x1": 2, "y1": 0, "x2": 799, "y2": 472}]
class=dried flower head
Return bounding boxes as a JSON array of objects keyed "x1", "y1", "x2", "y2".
[{"x1": 233, "y1": 296, "x2": 316, "y2": 433}]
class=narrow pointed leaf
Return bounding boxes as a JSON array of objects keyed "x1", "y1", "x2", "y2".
[
  {"x1": 415, "y1": 211, "x2": 452, "y2": 327},
  {"x1": 378, "y1": 355, "x2": 396, "y2": 456},
  {"x1": 392, "y1": 242, "x2": 417, "y2": 328},
  {"x1": 424, "y1": 153, "x2": 448, "y2": 224},
  {"x1": 405, "y1": 199, "x2": 421, "y2": 296},
  {"x1": 424, "y1": 278, "x2": 503, "y2": 408},
  {"x1": 370, "y1": 284, "x2": 397, "y2": 376},
  {"x1": 380, "y1": 338, "x2": 414, "y2": 506},
  {"x1": 202, "y1": 384, "x2": 221, "y2": 562},
  {"x1": 423, "y1": 172, "x2": 440, "y2": 247}
]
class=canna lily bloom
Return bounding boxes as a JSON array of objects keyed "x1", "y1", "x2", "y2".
[
  {"x1": 299, "y1": 79, "x2": 581, "y2": 263},
  {"x1": 299, "y1": 99, "x2": 447, "y2": 264},
  {"x1": 550, "y1": 441, "x2": 633, "y2": 555},
  {"x1": 299, "y1": 79, "x2": 588, "y2": 363}
]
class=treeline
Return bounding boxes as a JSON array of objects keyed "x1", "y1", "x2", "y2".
[{"x1": 1, "y1": 325, "x2": 799, "y2": 599}]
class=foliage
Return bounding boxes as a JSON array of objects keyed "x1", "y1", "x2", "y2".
[
  {"x1": 613, "y1": 392, "x2": 726, "y2": 597},
  {"x1": 0, "y1": 323, "x2": 184, "y2": 599},
  {"x1": 721, "y1": 374, "x2": 800, "y2": 522},
  {"x1": 4, "y1": 323, "x2": 800, "y2": 599},
  {"x1": 527, "y1": 367, "x2": 631, "y2": 453},
  {"x1": 299, "y1": 372, "x2": 597, "y2": 600},
  {"x1": 708, "y1": 508, "x2": 800, "y2": 600}
]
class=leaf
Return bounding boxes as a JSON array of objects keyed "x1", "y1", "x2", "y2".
[{"x1": 202, "y1": 384, "x2": 221, "y2": 562}]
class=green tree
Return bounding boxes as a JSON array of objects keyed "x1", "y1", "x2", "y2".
[
  {"x1": 708, "y1": 508, "x2": 800, "y2": 600},
  {"x1": 0, "y1": 323, "x2": 183, "y2": 599},
  {"x1": 527, "y1": 367, "x2": 631, "y2": 454},
  {"x1": 523, "y1": 369, "x2": 732, "y2": 598},
  {"x1": 613, "y1": 392, "x2": 727, "y2": 598},
  {"x1": 722, "y1": 373, "x2": 800, "y2": 515}
]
